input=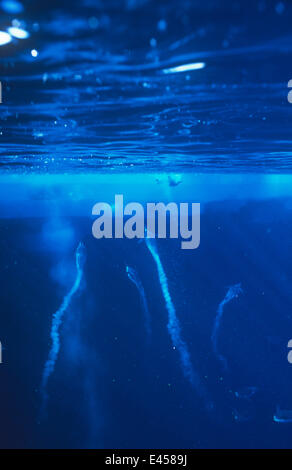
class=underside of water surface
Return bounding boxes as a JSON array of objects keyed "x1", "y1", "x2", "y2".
[
  {"x1": 0, "y1": 0, "x2": 292, "y2": 172},
  {"x1": 0, "y1": 0, "x2": 292, "y2": 450}
]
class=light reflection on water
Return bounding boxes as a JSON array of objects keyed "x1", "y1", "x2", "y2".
[{"x1": 0, "y1": 0, "x2": 292, "y2": 172}]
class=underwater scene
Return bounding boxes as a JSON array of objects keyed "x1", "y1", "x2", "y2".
[{"x1": 1, "y1": 0, "x2": 292, "y2": 450}]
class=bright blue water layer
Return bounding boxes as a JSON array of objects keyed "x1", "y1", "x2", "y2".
[
  {"x1": 0, "y1": 173, "x2": 292, "y2": 448},
  {"x1": 0, "y1": 0, "x2": 292, "y2": 172}
]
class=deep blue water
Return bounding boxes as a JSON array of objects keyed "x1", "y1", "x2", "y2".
[
  {"x1": 0, "y1": 174, "x2": 292, "y2": 448},
  {"x1": 1, "y1": 0, "x2": 292, "y2": 449}
]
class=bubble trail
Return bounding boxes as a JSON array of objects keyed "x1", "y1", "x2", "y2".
[
  {"x1": 145, "y1": 235, "x2": 212, "y2": 408},
  {"x1": 40, "y1": 242, "x2": 86, "y2": 417},
  {"x1": 126, "y1": 265, "x2": 151, "y2": 339},
  {"x1": 212, "y1": 283, "x2": 243, "y2": 371}
]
